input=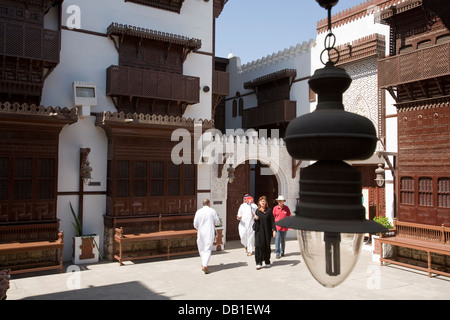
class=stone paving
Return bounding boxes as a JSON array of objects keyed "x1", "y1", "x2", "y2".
[{"x1": 5, "y1": 239, "x2": 450, "y2": 300}]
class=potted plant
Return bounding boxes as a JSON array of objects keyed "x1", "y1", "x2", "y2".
[
  {"x1": 213, "y1": 217, "x2": 224, "y2": 251},
  {"x1": 70, "y1": 202, "x2": 101, "y2": 264},
  {"x1": 371, "y1": 216, "x2": 394, "y2": 261}
]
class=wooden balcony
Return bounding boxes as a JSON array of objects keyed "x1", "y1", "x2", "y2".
[
  {"x1": 106, "y1": 65, "x2": 200, "y2": 104},
  {"x1": 378, "y1": 42, "x2": 450, "y2": 89},
  {"x1": 212, "y1": 70, "x2": 229, "y2": 96},
  {"x1": 242, "y1": 100, "x2": 296, "y2": 128},
  {"x1": 0, "y1": 21, "x2": 60, "y2": 64}
]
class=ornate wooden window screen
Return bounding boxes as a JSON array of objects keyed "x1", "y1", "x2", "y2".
[
  {"x1": 418, "y1": 177, "x2": 433, "y2": 206},
  {"x1": 9, "y1": 157, "x2": 55, "y2": 201},
  {"x1": 183, "y1": 163, "x2": 195, "y2": 196},
  {"x1": 0, "y1": 157, "x2": 55, "y2": 201},
  {"x1": 151, "y1": 161, "x2": 164, "y2": 197},
  {"x1": 438, "y1": 178, "x2": 450, "y2": 208},
  {"x1": 114, "y1": 160, "x2": 195, "y2": 198},
  {"x1": 133, "y1": 161, "x2": 148, "y2": 197},
  {"x1": 232, "y1": 100, "x2": 237, "y2": 117},
  {"x1": 125, "y1": 0, "x2": 185, "y2": 13},
  {"x1": 0, "y1": 157, "x2": 8, "y2": 201},
  {"x1": 400, "y1": 176, "x2": 415, "y2": 205},
  {"x1": 0, "y1": 156, "x2": 56, "y2": 222}
]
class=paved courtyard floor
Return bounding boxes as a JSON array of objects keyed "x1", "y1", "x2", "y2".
[{"x1": 5, "y1": 239, "x2": 450, "y2": 301}]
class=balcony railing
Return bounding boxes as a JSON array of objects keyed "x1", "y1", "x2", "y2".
[
  {"x1": 0, "y1": 20, "x2": 60, "y2": 64},
  {"x1": 106, "y1": 65, "x2": 200, "y2": 104},
  {"x1": 212, "y1": 70, "x2": 229, "y2": 96},
  {"x1": 378, "y1": 42, "x2": 450, "y2": 88},
  {"x1": 242, "y1": 100, "x2": 296, "y2": 128}
]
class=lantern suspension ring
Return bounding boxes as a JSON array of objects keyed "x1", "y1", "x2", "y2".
[{"x1": 319, "y1": 5, "x2": 340, "y2": 65}]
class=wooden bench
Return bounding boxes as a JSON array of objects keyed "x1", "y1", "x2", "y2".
[
  {"x1": 379, "y1": 219, "x2": 450, "y2": 277},
  {"x1": 0, "y1": 220, "x2": 64, "y2": 275},
  {"x1": 0, "y1": 269, "x2": 10, "y2": 300},
  {"x1": 113, "y1": 213, "x2": 197, "y2": 265}
]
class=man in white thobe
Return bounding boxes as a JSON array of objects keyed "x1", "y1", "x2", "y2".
[
  {"x1": 237, "y1": 195, "x2": 257, "y2": 255},
  {"x1": 193, "y1": 199, "x2": 220, "y2": 274}
]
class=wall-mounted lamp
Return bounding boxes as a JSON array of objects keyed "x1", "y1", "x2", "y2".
[
  {"x1": 81, "y1": 161, "x2": 92, "y2": 186},
  {"x1": 375, "y1": 163, "x2": 385, "y2": 187},
  {"x1": 80, "y1": 148, "x2": 100, "y2": 187},
  {"x1": 226, "y1": 164, "x2": 235, "y2": 183}
]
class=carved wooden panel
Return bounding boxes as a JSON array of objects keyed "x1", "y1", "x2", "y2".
[
  {"x1": 119, "y1": 38, "x2": 183, "y2": 75},
  {"x1": 0, "y1": 1, "x2": 61, "y2": 104},
  {"x1": 244, "y1": 69, "x2": 296, "y2": 105},
  {"x1": 0, "y1": 122, "x2": 60, "y2": 223},
  {"x1": 107, "y1": 157, "x2": 197, "y2": 217},
  {"x1": 125, "y1": 0, "x2": 184, "y2": 13}
]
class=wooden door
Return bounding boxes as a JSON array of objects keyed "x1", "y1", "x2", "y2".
[
  {"x1": 254, "y1": 162, "x2": 279, "y2": 208},
  {"x1": 226, "y1": 162, "x2": 250, "y2": 240}
]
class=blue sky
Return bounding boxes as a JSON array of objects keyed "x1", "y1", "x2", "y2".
[{"x1": 215, "y1": 0, "x2": 366, "y2": 63}]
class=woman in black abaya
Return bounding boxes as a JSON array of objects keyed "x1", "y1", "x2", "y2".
[{"x1": 253, "y1": 196, "x2": 276, "y2": 270}]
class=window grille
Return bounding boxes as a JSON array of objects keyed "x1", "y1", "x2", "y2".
[
  {"x1": 438, "y1": 178, "x2": 450, "y2": 208},
  {"x1": 400, "y1": 176, "x2": 414, "y2": 205},
  {"x1": 0, "y1": 157, "x2": 8, "y2": 200},
  {"x1": 418, "y1": 177, "x2": 433, "y2": 206}
]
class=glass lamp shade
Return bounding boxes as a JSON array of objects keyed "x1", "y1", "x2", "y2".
[{"x1": 297, "y1": 230, "x2": 363, "y2": 288}]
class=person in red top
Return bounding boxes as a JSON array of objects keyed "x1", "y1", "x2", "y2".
[{"x1": 272, "y1": 195, "x2": 292, "y2": 259}]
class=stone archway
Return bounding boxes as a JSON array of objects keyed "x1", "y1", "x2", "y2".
[
  {"x1": 209, "y1": 134, "x2": 297, "y2": 244},
  {"x1": 225, "y1": 158, "x2": 285, "y2": 241}
]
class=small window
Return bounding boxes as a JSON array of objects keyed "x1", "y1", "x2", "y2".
[
  {"x1": 0, "y1": 157, "x2": 8, "y2": 200},
  {"x1": 418, "y1": 177, "x2": 433, "y2": 206},
  {"x1": 400, "y1": 177, "x2": 414, "y2": 205},
  {"x1": 438, "y1": 178, "x2": 450, "y2": 208},
  {"x1": 151, "y1": 161, "x2": 164, "y2": 197},
  {"x1": 232, "y1": 100, "x2": 237, "y2": 117},
  {"x1": 168, "y1": 162, "x2": 180, "y2": 196},
  {"x1": 14, "y1": 158, "x2": 32, "y2": 200},
  {"x1": 417, "y1": 40, "x2": 432, "y2": 49},
  {"x1": 37, "y1": 158, "x2": 55, "y2": 200},
  {"x1": 238, "y1": 98, "x2": 244, "y2": 116},
  {"x1": 183, "y1": 164, "x2": 195, "y2": 196},
  {"x1": 399, "y1": 45, "x2": 413, "y2": 54},
  {"x1": 125, "y1": 0, "x2": 183, "y2": 13},
  {"x1": 133, "y1": 161, "x2": 147, "y2": 197},
  {"x1": 116, "y1": 160, "x2": 130, "y2": 198},
  {"x1": 436, "y1": 34, "x2": 450, "y2": 44}
]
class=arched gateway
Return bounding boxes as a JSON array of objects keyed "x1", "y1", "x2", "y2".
[{"x1": 208, "y1": 133, "x2": 299, "y2": 243}]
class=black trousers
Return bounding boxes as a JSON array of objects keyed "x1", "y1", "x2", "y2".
[{"x1": 255, "y1": 244, "x2": 271, "y2": 265}]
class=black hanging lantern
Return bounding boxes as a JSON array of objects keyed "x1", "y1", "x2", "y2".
[{"x1": 277, "y1": 0, "x2": 388, "y2": 288}]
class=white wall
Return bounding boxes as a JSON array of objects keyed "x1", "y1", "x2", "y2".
[
  {"x1": 40, "y1": 0, "x2": 215, "y2": 261},
  {"x1": 57, "y1": 117, "x2": 108, "y2": 261}
]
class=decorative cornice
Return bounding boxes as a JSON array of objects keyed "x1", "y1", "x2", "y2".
[
  {"x1": 106, "y1": 22, "x2": 202, "y2": 51},
  {"x1": 97, "y1": 111, "x2": 214, "y2": 129},
  {"x1": 125, "y1": 0, "x2": 185, "y2": 14},
  {"x1": 316, "y1": 0, "x2": 407, "y2": 34},
  {"x1": 330, "y1": 33, "x2": 386, "y2": 65},
  {"x1": 244, "y1": 69, "x2": 297, "y2": 89},
  {"x1": 396, "y1": 96, "x2": 450, "y2": 111},
  {"x1": 238, "y1": 40, "x2": 315, "y2": 74},
  {"x1": 0, "y1": 102, "x2": 77, "y2": 122}
]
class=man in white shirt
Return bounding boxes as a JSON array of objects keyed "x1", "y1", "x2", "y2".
[
  {"x1": 193, "y1": 199, "x2": 220, "y2": 274},
  {"x1": 237, "y1": 195, "x2": 257, "y2": 256}
]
